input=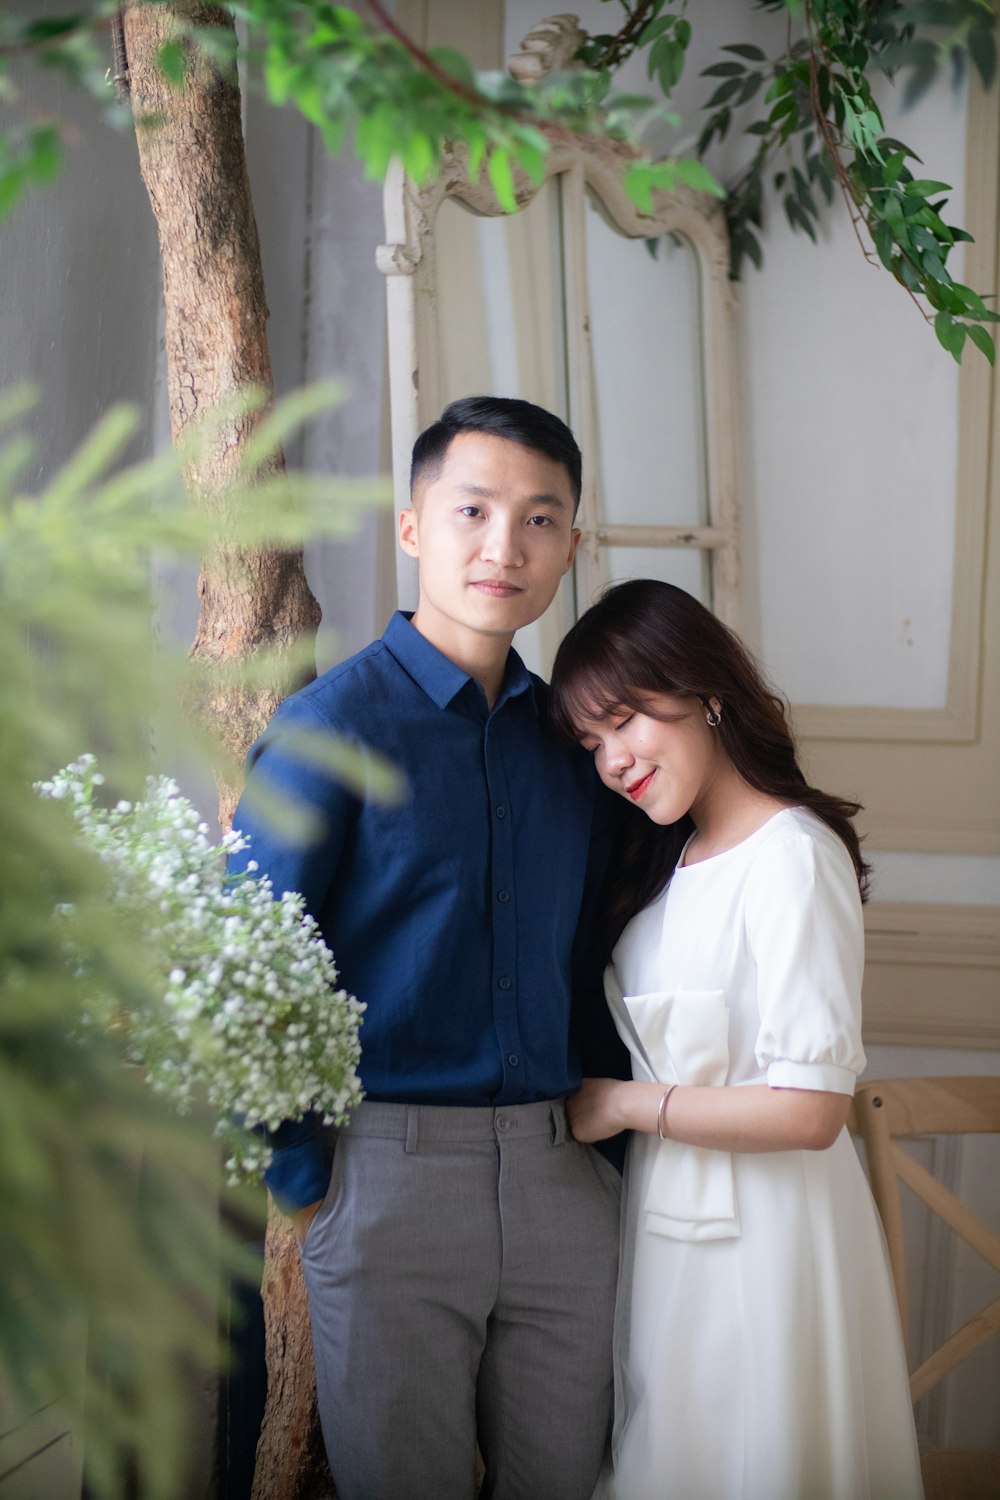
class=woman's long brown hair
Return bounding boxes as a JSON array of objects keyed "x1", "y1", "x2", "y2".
[{"x1": 550, "y1": 580, "x2": 871, "y2": 961}]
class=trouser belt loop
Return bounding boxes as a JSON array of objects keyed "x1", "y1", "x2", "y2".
[
  {"x1": 551, "y1": 1100, "x2": 567, "y2": 1146},
  {"x1": 404, "y1": 1106, "x2": 419, "y2": 1154}
]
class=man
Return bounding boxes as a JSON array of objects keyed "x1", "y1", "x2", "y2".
[{"x1": 229, "y1": 396, "x2": 625, "y2": 1500}]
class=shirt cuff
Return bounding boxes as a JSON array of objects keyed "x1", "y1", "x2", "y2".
[
  {"x1": 263, "y1": 1135, "x2": 329, "y2": 1213},
  {"x1": 766, "y1": 1059, "x2": 857, "y2": 1096}
]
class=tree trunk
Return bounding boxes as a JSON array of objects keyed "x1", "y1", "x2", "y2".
[
  {"x1": 123, "y1": 0, "x2": 321, "y2": 822},
  {"x1": 122, "y1": 6, "x2": 331, "y2": 1496}
]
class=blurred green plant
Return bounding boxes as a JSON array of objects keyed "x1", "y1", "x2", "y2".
[{"x1": 0, "y1": 382, "x2": 386, "y2": 1499}]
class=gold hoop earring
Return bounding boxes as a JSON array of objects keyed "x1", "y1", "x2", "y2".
[{"x1": 706, "y1": 707, "x2": 722, "y2": 728}]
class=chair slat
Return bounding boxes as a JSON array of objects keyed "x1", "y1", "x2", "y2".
[
  {"x1": 858, "y1": 1078, "x2": 1000, "y2": 1138},
  {"x1": 850, "y1": 1077, "x2": 1000, "y2": 1412},
  {"x1": 892, "y1": 1144, "x2": 1000, "y2": 1274},
  {"x1": 910, "y1": 1297, "x2": 1000, "y2": 1403}
]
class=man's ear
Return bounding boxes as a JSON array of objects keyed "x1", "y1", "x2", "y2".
[
  {"x1": 398, "y1": 506, "x2": 420, "y2": 558},
  {"x1": 564, "y1": 526, "x2": 581, "y2": 572}
]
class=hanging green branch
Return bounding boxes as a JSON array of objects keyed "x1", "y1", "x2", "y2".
[{"x1": 583, "y1": 0, "x2": 998, "y2": 363}]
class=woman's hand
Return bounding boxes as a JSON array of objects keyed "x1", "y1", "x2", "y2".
[{"x1": 567, "y1": 1078, "x2": 630, "y2": 1143}]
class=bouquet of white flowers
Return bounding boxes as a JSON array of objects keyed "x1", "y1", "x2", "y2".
[{"x1": 35, "y1": 755, "x2": 365, "y2": 1182}]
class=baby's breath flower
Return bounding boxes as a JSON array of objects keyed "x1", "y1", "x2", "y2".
[{"x1": 36, "y1": 758, "x2": 365, "y2": 1183}]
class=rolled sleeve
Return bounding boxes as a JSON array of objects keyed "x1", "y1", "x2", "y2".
[{"x1": 766, "y1": 1058, "x2": 857, "y2": 1096}]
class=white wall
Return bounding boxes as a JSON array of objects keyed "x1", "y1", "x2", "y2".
[{"x1": 0, "y1": 38, "x2": 161, "y2": 478}]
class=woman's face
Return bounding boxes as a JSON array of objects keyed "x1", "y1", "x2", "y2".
[{"x1": 575, "y1": 692, "x2": 726, "y2": 827}]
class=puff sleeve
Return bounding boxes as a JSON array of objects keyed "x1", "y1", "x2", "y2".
[{"x1": 746, "y1": 826, "x2": 865, "y2": 1096}]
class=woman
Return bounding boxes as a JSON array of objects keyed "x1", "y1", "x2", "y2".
[{"x1": 550, "y1": 579, "x2": 922, "y2": 1500}]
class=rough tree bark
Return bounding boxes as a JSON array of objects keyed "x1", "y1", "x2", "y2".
[{"x1": 121, "y1": 5, "x2": 331, "y2": 1497}]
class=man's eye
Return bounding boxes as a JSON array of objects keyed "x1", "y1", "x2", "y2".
[
  {"x1": 458, "y1": 505, "x2": 483, "y2": 518},
  {"x1": 527, "y1": 515, "x2": 553, "y2": 527}
]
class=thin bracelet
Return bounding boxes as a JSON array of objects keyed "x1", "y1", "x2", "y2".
[{"x1": 656, "y1": 1084, "x2": 678, "y2": 1141}]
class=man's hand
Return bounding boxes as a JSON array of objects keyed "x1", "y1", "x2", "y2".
[
  {"x1": 291, "y1": 1198, "x2": 324, "y2": 1246},
  {"x1": 566, "y1": 1077, "x2": 627, "y2": 1143}
]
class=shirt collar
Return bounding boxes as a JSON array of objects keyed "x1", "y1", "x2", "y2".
[{"x1": 382, "y1": 611, "x2": 537, "y2": 714}]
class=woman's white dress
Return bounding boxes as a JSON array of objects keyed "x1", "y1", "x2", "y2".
[{"x1": 604, "y1": 807, "x2": 923, "y2": 1500}]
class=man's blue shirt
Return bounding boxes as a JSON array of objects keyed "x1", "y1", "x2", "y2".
[{"x1": 227, "y1": 611, "x2": 622, "y2": 1209}]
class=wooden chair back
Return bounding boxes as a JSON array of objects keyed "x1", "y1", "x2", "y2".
[{"x1": 849, "y1": 1076, "x2": 1000, "y2": 1405}]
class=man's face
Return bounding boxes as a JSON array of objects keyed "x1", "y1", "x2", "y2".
[{"x1": 399, "y1": 431, "x2": 580, "y2": 654}]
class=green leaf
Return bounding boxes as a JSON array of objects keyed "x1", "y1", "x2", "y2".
[
  {"x1": 768, "y1": 95, "x2": 797, "y2": 125},
  {"x1": 934, "y1": 311, "x2": 966, "y2": 363},
  {"x1": 400, "y1": 131, "x2": 435, "y2": 184},
  {"x1": 884, "y1": 151, "x2": 907, "y2": 186},
  {"x1": 723, "y1": 44, "x2": 766, "y2": 62},
  {"x1": 967, "y1": 324, "x2": 996, "y2": 365},
  {"x1": 428, "y1": 46, "x2": 476, "y2": 91},
  {"x1": 355, "y1": 111, "x2": 395, "y2": 181},
  {"x1": 330, "y1": 5, "x2": 365, "y2": 34},
  {"x1": 701, "y1": 62, "x2": 745, "y2": 78},
  {"x1": 465, "y1": 126, "x2": 487, "y2": 182},
  {"x1": 653, "y1": 38, "x2": 685, "y2": 93},
  {"x1": 967, "y1": 24, "x2": 997, "y2": 89},
  {"x1": 952, "y1": 283, "x2": 990, "y2": 319},
  {"x1": 44, "y1": 406, "x2": 142, "y2": 506},
  {"x1": 905, "y1": 179, "x2": 951, "y2": 197},
  {"x1": 639, "y1": 16, "x2": 674, "y2": 46},
  {"x1": 28, "y1": 126, "x2": 61, "y2": 185},
  {"x1": 240, "y1": 380, "x2": 348, "y2": 473},
  {"x1": 785, "y1": 196, "x2": 818, "y2": 242},
  {"x1": 157, "y1": 40, "x2": 187, "y2": 88},
  {"x1": 623, "y1": 161, "x2": 682, "y2": 214},
  {"x1": 764, "y1": 72, "x2": 794, "y2": 104},
  {"x1": 674, "y1": 158, "x2": 725, "y2": 199},
  {"x1": 0, "y1": 383, "x2": 41, "y2": 430},
  {"x1": 512, "y1": 139, "x2": 546, "y2": 187},
  {"x1": 706, "y1": 77, "x2": 745, "y2": 109},
  {"x1": 487, "y1": 148, "x2": 516, "y2": 214},
  {"x1": 872, "y1": 221, "x2": 894, "y2": 271}
]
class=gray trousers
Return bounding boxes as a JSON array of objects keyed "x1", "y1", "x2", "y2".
[{"x1": 300, "y1": 1098, "x2": 621, "y2": 1500}]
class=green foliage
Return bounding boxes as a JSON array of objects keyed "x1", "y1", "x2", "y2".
[
  {"x1": 678, "y1": 0, "x2": 997, "y2": 362},
  {"x1": 0, "y1": 384, "x2": 383, "y2": 1498},
  {"x1": 0, "y1": 391, "x2": 239, "y2": 1500},
  {"x1": 3, "y1": 0, "x2": 995, "y2": 358},
  {"x1": 230, "y1": 0, "x2": 671, "y2": 197},
  {"x1": 0, "y1": 121, "x2": 61, "y2": 216},
  {"x1": 0, "y1": 0, "x2": 127, "y2": 208},
  {"x1": 580, "y1": 0, "x2": 998, "y2": 361}
]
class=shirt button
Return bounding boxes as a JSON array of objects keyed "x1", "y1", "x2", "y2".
[
  {"x1": 498, "y1": 976, "x2": 512, "y2": 991},
  {"x1": 508, "y1": 1054, "x2": 519, "y2": 1067},
  {"x1": 497, "y1": 889, "x2": 510, "y2": 903},
  {"x1": 495, "y1": 805, "x2": 506, "y2": 818}
]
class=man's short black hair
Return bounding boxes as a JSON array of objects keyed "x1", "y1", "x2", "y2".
[{"x1": 410, "y1": 395, "x2": 582, "y2": 511}]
